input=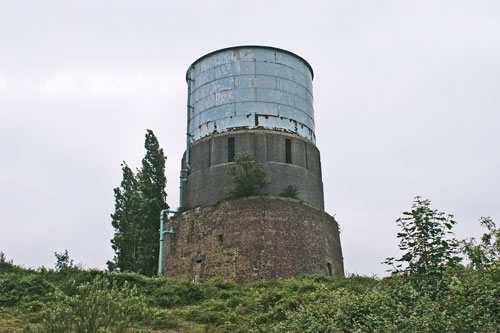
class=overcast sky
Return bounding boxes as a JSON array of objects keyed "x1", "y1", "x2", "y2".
[{"x1": 1, "y1": 0, "x2": 499, "y2": 277}]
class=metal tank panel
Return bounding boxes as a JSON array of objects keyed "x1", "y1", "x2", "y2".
[{"x1": 187, "y1": 46, "x2": 316, "y2": 143}]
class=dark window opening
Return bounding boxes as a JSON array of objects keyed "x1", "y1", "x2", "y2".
[
  {"x1": 228, "y1": 137, "x2": 235, "y2": 162},
  {"x1": 218, "y1": 234, "x2": 224, "y2": 244},
  {"x1": 196, "y1": 258, "x2": 203, "y2": 264},
  {"x1": 208, "y1": 139, "x2": 212, "y2": 167},
  {"x1": 327, "y1": 263, "x2": 332, "y2": 276},
  {"x1": 304, "y1": 142, "x2": 308, "y2": 169},
  {"x1": 285, "y1": 139, "x2": 292, "y2": 164}
]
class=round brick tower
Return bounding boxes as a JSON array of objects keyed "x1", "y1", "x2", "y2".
[{"x1": 164, "y1": 46, "x2": 343, "y2": 282}]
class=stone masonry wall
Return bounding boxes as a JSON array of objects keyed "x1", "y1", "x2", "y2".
[
  {"x1": 182, "y1": 129, "x2": 325, "y2": 210},
  {"x1": 162, "y1": 197, "x2": 343, "y2": 283}
]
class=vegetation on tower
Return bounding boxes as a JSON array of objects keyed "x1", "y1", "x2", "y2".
[{"x1": 226, "y1": 152, "x2": 270, "y2": 199}]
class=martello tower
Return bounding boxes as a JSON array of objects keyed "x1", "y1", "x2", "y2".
[{"x1": 163, "y1": 46, "x2": 343, "y2": 282}]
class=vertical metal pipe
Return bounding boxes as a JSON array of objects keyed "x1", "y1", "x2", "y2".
[
  {"x1": 158, "y1": 210, "x2": 165, "y2": 275},
  {"x1": 179, "y1": 66, "x2": 193, "y2": 208},
  {"x1": 158, "y1": 209, "x2": 176, "y2": 276}
]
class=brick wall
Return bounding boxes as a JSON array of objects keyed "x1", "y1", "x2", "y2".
[{"x1": 162, "y1": 197, "x2": 343, "y2": 282}]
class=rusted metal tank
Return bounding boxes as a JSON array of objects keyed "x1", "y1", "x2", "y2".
[{"x1": 187, "y1": 46, "x2": 315, "y2": 143}]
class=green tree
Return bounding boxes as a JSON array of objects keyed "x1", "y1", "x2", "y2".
[
  {"x1": 384, "y1": 196, "x2": 461, "y2": 277},
  {"x1": 227, "y1": 152, "x2": 269, "y2": 199},
  {"x1": 108, "y1": 162, "x2": 140, "y2": 272},
  {"x1": 461, "y1": 217, "x2": 500, "y2": 268},
  {"x1": 108, "y1": 130, "x2": 168, "y2": 276},
  {"x1": 136, "y1": 129, "x2": 168, "y2": 276}
]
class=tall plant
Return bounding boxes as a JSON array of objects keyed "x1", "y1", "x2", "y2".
[
  {"x1": 108, "y1": 162, "x2": 140, "y2": 273},
  {"x1": 384, "y1": 196, "x2": 461, "y2": 277},
  {"x1": 136, "y1": 130, "x2": 168, "y2": 276},
  {"x1": 108, "y1": 130, "x2": 168, "y2": 276}
]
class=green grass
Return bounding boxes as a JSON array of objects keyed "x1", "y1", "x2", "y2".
[{"x1": 0, "y1": 260, "x2": 499, "y2": 332}]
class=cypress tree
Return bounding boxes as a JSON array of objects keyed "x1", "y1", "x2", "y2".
[
  {"x1": 108, "y1": 163, "x2": 140, "y2": 272},
  {"x1": 108, "y1": 129, "x2": 168, "y2": 276},
  {"x1": 136, "y1": 129, "x2": 168, "y2": 276}
]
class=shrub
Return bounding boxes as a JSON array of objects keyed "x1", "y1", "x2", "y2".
[
  {"x1": 152, "y1": 279, "x2": 206, "y2": 307},
  {"x1": 227, "y1": 152, "x2": 270, "y2": 199},
  {"x1": 0, "y1": 274, "x2": 55, "y2": 309},
  {"x1": 279, "y1": 184, "x2": 298, "y2": 199},
  {"x1": 383, "y1": 196, "x2": 461, "y2": 278},
  {"x1": 37, "y1": 275, "x2": 149, "y2": 332},
  {"x1": 461, "y1": 216, "x2": 500, "y2": 268},
  {"x1": 275, "y1": 270, "x2": 500, "y2": 332},
  {"x1": 0, "y1": 252, "x2": 26, "y2": 275}
]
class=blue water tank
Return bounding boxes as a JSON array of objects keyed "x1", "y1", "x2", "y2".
[{"x1": 187, "y1": 46, "x2": 315, "y2": 143}]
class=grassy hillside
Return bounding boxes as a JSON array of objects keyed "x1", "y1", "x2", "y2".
[{"x1": 0, "y1": 258, "x2": 498, "y2": 332}]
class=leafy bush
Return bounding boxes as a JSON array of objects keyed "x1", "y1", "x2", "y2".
[
  {"x1": 0, "y1": 274, "x2": 55, "y2": 309},
  {"x1": 227, "y1": 152, "x2": 270, "y2": 199},
  {"x1": 151, "y1": 279, "x2": 206, "y2": 307},
  {"x1": 383, "y1": 196, "x2": 461, "y2": 278},
  {"x1": 462, "y1": 216, "x2": 500, "y2": 268},
  {"x1": 1, "y1": 266, "x2": 496, "y2": 332},
  {"x1": 0, "y1": 252, "x2": 26, "y2": 275},
  {"x1": 279, "y1": 184, "x2": 299, "y2": 199},
  {"x1": 35, "y1": 275, "x2": 149, "y2": 332},
  {"x1": 275, "y1": 269, "x2": 500, "y2": 332}
]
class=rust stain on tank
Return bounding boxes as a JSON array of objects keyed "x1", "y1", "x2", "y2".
[{"x1": 198, "y1": 113, "x2": 315, "y2": 142}]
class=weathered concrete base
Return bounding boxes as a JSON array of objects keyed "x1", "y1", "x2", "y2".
[{"x1": 162, "y1": 197, "x2": 343, "y2": 283}]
